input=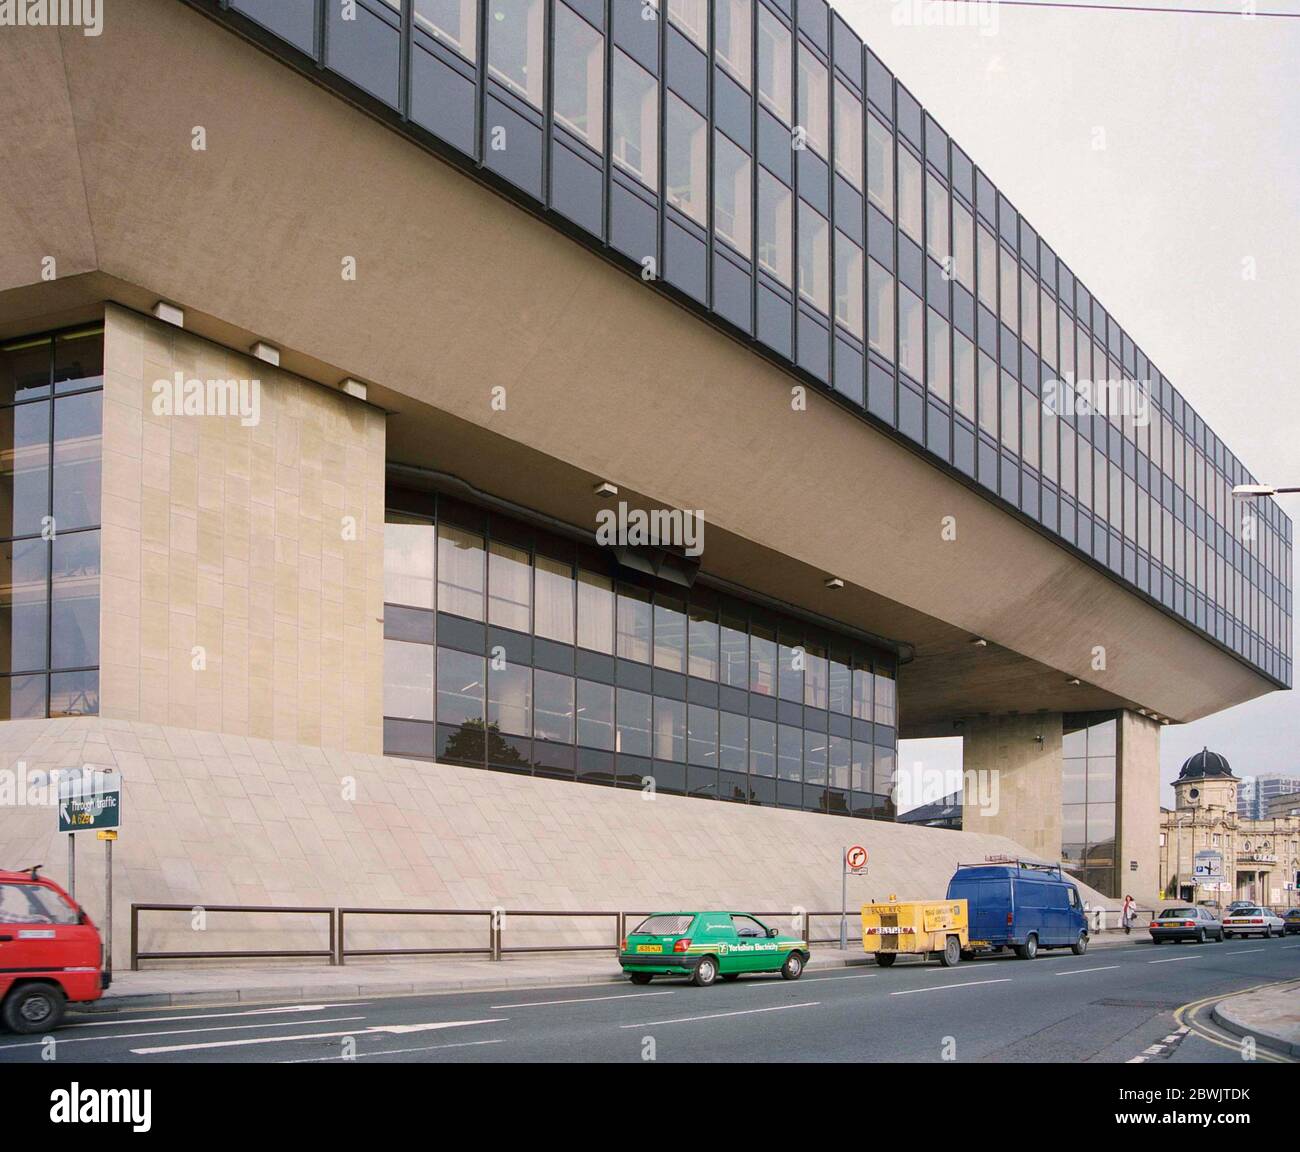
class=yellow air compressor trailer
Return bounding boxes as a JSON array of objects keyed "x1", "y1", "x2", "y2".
[{"x1": 861, "y1": 897, "x2": 969, "y2": 967}]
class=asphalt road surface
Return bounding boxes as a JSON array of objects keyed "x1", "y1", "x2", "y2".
[{"x1": 2, "y1": 936, "x2": 1296, "y2": 1064}]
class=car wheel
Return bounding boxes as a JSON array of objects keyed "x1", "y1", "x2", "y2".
[
  {"x1": 780, "y1": 951, "x2": 805, "y2": 980},
  {"x1": 1013, "y1": 934, "x2": 1038, "y2": 960},
  {"x1": 1072, "y1": 933, "x2": 1089, "y2": 956},
  {"x1": 628, "y1": 972, "x2": 654, "y2": 985},
  {"x1": 1196, "y1": 929, "x2": 1206, "y2": 944},
  {"x1": 939, "y1": 936, "x2": 961, "y2": 968},
  {"x1": 2, "y1": 984, "x2": 66, "y2": 1035},
  {"x1": 1151, "y1": 936, "x2": 1162, "y2": 945},
  {"x1": 692, "y1": 956, "x2": 719, "y2": 987},
  {"x1": 876, "y1": 953, "x2": 896, "y2": 967}
]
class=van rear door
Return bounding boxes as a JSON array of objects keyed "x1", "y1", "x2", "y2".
[{"x1": 950, "y1": 876, "x2": 1011, "y2": 944}]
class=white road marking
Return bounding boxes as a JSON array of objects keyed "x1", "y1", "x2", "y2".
[
  {"x1": 618, "y1": 1002, "x2": 819, "y2": 1028},
  {"x1": 889, "y1": 979, "x2": 1011, "y2": 996},
  {"x1": 64, "y1": 1004, "x2": 363, "y2": 1029},
  {"x1": 1148, "y1": 955, "x2": 1203, "y2": 964},
  {"x1": 281, "y1": 1038, "x2": 508, "y2": 1063},
  {"x1": 1055, "y1": 965, "x2": 1120, "y2": 976},
  {"x1": 1224, "y1": 949, "x2": 1265, "y2": 956},
  {"x1": 489, "y1": 991, "x2": 672, "y2": 1009},
  {"x1": 751, "y1": 972, "x2": 874, "y2": 987},
  {"x1": 130, "y1": 1018, "x2": 505, "y2": 1055},
  {"x1": 0, "y1": 1016, "x2": 367, "y2": 1051}
]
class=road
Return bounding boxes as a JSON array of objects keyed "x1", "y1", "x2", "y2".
[{"x1": 2, "y1": 936, "x2": 1296, "y2": 1064}]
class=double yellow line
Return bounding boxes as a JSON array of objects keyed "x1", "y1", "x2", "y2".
[{"x1": 1173, "y1": 979, "x2": 1299, "y2": 1063}]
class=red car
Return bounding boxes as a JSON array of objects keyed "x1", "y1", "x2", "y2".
[{"x1": 0, "y1": 868, "x2": 107, "y2": 1033}]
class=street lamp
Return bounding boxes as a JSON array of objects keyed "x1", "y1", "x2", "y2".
[{"x1": 1232, "y1": 483, "x2": 1300, "y2": 498}]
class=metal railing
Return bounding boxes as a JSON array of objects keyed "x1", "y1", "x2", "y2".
[
  {"x1": 129, "y1": 898, "x2": 1260, "y2": 969},
  {"x1": 129, "y1": 903, "x2": 336, "y2": 970}
]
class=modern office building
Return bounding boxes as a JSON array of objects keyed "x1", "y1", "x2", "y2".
[
  {"x1": 1237, "y1": 772, "x2": 1300, "y2": 821},
  {"x1": 0, "y1": 0, "x2": 1292, "y2": 954}
]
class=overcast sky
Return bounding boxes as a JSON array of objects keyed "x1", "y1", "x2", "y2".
[{"x1": 835, "y1": 1, "x2": 1300, "y2": 806}]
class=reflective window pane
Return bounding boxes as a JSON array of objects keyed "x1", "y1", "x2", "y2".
[
  {"x1": 714, "y1": 131, "x2": 752, "y2": 258},
  {"x1": 437, "y1": 646, "x2": 485, "y2": 726},
  {"x1": 667, "y1": 0, "x2": 707, "y2": 49},
  {"x1": 868, "y1": 259, "x2": 894, "y2": 361},
  {"x1": 534, "y1": 669, "x2": 575, "y2": 743},
  {"x1": 653, "y1": 593, "x2": 686, "y2": 672},
  {"x1": 534, "y1": 554, "x2": 575, "y2": 644},
  {"x1": 927, "y1": 310, "x2": 950, "y2": 402},
  {"x1": 758, "y1": 169, "x2": 792, "y2": 286},
  {"x1": 0, "y1": 402, "x2": 50, "y2": 539},
  {"x1": 834, "y1": 234, "x2": 863, "y2": 339},
  {"x1": 897, "y1": 147, "x2": 922, "y2": 242},
  {"x1": 612, "y1": 50, "x2": 658, "y2": 190},
  {"x1": 798, "y1": 202, "x2": 830, "y2": 314},
  {"x1": 898, "y1": 286, "x2": 923, "y2": 381},
  {"x1": 653, "y1": 696, "x2": 686, "y2": 762},
  {"x1": 576, "y1": 678, "x2": 615, "y2": 750},
  {"x1": 50, "y1": 530, "x2": 98, "y2": 670},
  {"x1": 415, "y1": 0, "x2": 478, "y2": 61},
  {"x1": 833, "y1": 80, "x2": 862, "y2": 188},
  {"x1": 553, "y1": 3, "x2": 604, "y2": 150},
  {"x1": 1, "y1": 538, "x2": 47, "y2": 675},
  {"x1": 797, "y1": 44, "x2": 828, "y2": 156},
  {"x1": 385, "y1": 638, "x2": 434, "y2": 720},
  {"x1": 757, "y1": 6, "x2": 791, "y2": 122},
  {"x1": 866, "y1": 114, "x2": 893, "y2": 217},
  {"x1": 926, "y1": 173, "x2": 948, "y2": 265},
  {"x1": 385, "y1": 517, "x2": 434, "y2": 609},
  {"x1": 488, "y1": 0, "x2": 545, "y2": 108},
  {"x1": 488, "y1": 539, "x2": 531, "y2": 631},
  {"x1": 715, "y1": 0, "x2": 751, "y2": 89},
  {"x1": 720, "y1": 615, "x2": 747, "y2": 688},
  {"x1": 488, "y1": 659, "x2": 531, "y2": 736},
  {"x1": 616, "y1": 583, "x2": 651, "y2": 663},
  {"x1": 688, "y1": 603, "x2": 718, "y2": 680},
  {"x1": 666, "y1": 94, "x2": 707, "y2": 226},
  {"x1": 576, "y1": 569, "x2": 614, "y2": 653},
  {"x1": 616, "y1": 687, "x2": 651, "y2": 756},
  {"x1": 687, "y1": 703, "x2": 718, "y2": 767},
  {"x1": 437, "y1": 523, "x2": 485, "y2": 620}
]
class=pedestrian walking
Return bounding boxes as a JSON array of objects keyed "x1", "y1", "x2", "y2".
[{"x1": 1121, "y1": 894, "x2": 1135, "y2": 935}]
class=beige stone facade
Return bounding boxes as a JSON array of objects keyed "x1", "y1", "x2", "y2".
[
  {"x1": 99, "y1": 305, "x2": 386, "y2": 753},
  {"x1": 0, "y1": 718, "x2": 1111, "y2": 968},
  {"x1": 1159, "y1": 769, "x2": 1300, "y2": 907}
]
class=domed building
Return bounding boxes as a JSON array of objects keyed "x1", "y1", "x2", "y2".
[{"x1": 1159, "y1": 749, "x2": 1300, "y2": 906}]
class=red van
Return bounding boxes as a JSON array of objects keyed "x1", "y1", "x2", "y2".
[{"x1": 0, "y1": 868, "x2": 107, "y2": 1033}]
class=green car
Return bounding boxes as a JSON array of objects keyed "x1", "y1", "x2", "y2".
[{"x1": 619, "y1": 912, "x2": 809, "y2": 987}]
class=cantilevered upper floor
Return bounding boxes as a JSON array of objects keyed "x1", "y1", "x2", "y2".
[{"x1": 0, "y1": 0, "x2": 1290, "y2": 734}]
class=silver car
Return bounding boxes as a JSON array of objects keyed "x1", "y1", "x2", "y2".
[
  {"x1": 1150, "y1": 905, "x2": 1223, "y2": 944},
  {"x1": 1222, "y1": 906, "x2": 1285, "y2": 939}
]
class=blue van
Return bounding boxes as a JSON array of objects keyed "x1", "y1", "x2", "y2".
[{"x1": 947, "y1": 860, "x2": 1089, "y2": 959}]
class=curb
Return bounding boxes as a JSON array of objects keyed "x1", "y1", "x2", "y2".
[{"x1": 1210, "y1": 985, "x2": 1300, "y2": 1059}]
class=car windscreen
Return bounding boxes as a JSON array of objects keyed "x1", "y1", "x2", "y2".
[
  {"x1": 1159, "y1": 908, "x2": 1197, "y2": 918},
  {"x1": 1228, "y1": 908, "x2": 1264, "y2": 917},
  {"x1": 633, "y1": 915, "x2": 695, "y2": 936}
]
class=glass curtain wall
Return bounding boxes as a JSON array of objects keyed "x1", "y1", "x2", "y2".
[{"x1": 383, "y1": 485, "x2": 899, "y2": 820}]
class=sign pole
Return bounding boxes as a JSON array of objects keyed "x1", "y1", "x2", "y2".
[
  {"x1": 104, "y1": 835, "x2": 113, "y2": 978},
  {"x1": 67, "y1": 832, "x2": 75, "y2": 899},
  {"x1": 840, "y1": 847, "x2": 848, "y2": 950}
]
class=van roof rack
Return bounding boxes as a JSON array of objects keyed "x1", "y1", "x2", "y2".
[{"x1": 959, "y1": 856, "x2": 1064, "y2": 876}]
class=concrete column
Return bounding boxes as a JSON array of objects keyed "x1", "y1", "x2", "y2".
[
  {"x1": 961, "y1": 713, "x2": 1064, "y2": 863},
  {"x1": 1118, "y1": 711, "x2": 1162, "y2": 906}
]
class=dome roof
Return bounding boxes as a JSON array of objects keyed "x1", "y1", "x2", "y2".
[{"x1": 1178, "y1": 747, "x2": 1234, "y2": 780}]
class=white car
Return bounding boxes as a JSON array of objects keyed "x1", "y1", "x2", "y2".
[{"x1": 1221, "y1": 906, "x2": 1285, "y2": 939}]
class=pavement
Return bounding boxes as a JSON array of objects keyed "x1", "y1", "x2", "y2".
[
  {"x1": 3, "y1": 931, "x2": 1296, "y2": 1063},
  {"x1": 1211, "y1": 979, "x2": 1300, "y2": 1057},
  {"x1": 93, "y1": 930, "x2": 1148, "y2": 1011}
]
